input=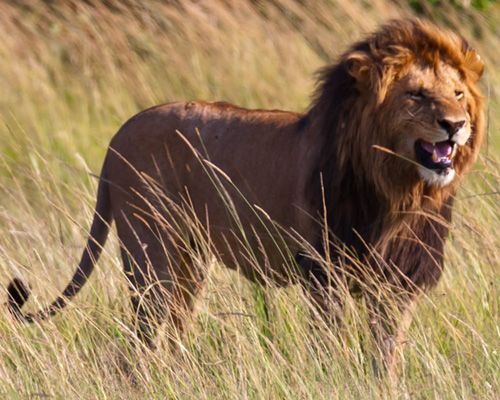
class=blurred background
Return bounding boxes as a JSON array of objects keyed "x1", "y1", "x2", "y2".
[{"x1": 1, "y1": 1, "x2": 500, "y2": 398}]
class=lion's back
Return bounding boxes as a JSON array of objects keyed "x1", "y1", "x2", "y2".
[{"x1": 103, "y1": 100, "x2": 310, "y2": 274}]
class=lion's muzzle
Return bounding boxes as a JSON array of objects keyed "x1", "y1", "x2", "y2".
[{"x1": 414, "y1": 139, "x2": 457, "y2": 173}]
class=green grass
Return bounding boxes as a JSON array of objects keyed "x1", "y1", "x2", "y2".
[{"x1": 1, "y1": 0, "x2": 500, "y2": 398}]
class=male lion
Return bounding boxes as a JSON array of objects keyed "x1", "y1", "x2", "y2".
[{"x1": 8, "y1": 19, "x2": 484, "y2": 375}]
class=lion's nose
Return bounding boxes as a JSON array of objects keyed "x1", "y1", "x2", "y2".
[{"x1": 438, "y1": 118, "x2": 466, "y2": 137}]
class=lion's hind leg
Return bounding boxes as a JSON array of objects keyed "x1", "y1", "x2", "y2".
[
  {"x1": 118, "y1": 216, "x2": 209, "y2": 350},
  {"x1": 128, "y1": 266, "x2": 206, "y2": 351}
]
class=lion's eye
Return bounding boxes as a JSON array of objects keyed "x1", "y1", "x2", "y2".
[
  {"x1": 408, "y1": 90, "x2": 424, "y2": 100},
  {"x1": 455, "y1": 91, "x2": 464, "y2": 100}
]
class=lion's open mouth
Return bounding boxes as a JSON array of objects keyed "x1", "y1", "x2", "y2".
[{"x1": 414, "y1": 139, "x2": 457, "y2": 174}]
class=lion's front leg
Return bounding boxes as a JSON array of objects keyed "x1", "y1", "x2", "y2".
[
  {"x1": 298, "y1": 254, "x2": 348, "y2": 326},
  {"x1": 299, "y1": 257, "x2": 352, "y2": 351},
  {"x1": 307, "y1": 281, "x2": 346, "y2": 326},
  {"x1": 368, "y1": 291, "x2": 420, "y2": 379}
]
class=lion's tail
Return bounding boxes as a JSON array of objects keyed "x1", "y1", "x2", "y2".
[{"x1": 7, "y1": 161, "x2": 114, "y2": 322}]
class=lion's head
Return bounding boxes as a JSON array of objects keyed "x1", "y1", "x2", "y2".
[
  {"x1": 310, "y1": 19, "x2": 484, "y2": 198},
  {"x1": 383, "y1": 58, "x2": 479, "y2": 187}
]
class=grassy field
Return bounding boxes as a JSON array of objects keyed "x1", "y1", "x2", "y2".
[{"x1": 1, "y1": 0, "x2": 500, "y2": 398}]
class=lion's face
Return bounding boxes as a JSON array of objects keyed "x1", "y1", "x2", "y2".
[{"x1": 388, "y1": 60, "x2": 475, "y2": 186}]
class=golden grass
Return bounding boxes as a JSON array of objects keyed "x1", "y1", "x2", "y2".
[{"x1": 1, "y1": 0, "x2": 500, "y2": 398}]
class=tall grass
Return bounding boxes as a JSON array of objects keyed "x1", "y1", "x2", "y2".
[{"x1": 1, "y1": 0, "x2": 500, "y2": 398}]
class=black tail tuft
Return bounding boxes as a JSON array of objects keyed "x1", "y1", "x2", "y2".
[{"x1": 7, "y1": 278, "x2": 31, "y2": 319}]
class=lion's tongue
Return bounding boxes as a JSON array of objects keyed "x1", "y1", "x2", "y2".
[{"x1": 421, "y1": 140, "x2": 453, "y2": 159}]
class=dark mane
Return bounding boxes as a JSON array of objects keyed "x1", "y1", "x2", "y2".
[{"x1": 300, "y1": 19, "x2": 484, "y2": 291}]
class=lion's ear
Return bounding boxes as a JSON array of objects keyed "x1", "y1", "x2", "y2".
[
  {"x1": 346, "y1": 53, "x2": 388, "y2": 102},
  {"x1": 463, "y1": 50, "x2": 484, "y2": 83},
  {"x1": 345, "y1": 53, "x2": 374, "y2": 89}
]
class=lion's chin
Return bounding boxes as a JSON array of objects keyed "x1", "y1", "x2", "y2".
[{"x1": 418, "y1": 167, "x2": 455, "y2": 186}]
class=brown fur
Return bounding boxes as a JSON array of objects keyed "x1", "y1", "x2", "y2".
[{"x1": 7, "y1": 19, "x2": 484, "y2": 374}]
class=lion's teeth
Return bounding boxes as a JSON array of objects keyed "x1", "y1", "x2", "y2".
[
  {"x1": 432, "y1": 149, "x2": 438, "y2": 162},
  {"x1": 450, "y1": 145, "x2": 457, "y2": 159},
  {"x1": 432, "y1": 142, "x2": 436, "y2": 147}
]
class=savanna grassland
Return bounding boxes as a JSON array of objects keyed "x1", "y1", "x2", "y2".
[{"x1": 1, "y1": 0, "x2": 500, "y2": 398}]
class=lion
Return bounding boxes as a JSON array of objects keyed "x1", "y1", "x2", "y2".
[{"x1": 7, "y1": 19, "x2": 484, "y2": 375}]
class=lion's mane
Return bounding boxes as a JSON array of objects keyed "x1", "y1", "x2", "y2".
[{"x1": 301, "y1": 19, "x2": 484, "y2": 290}]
